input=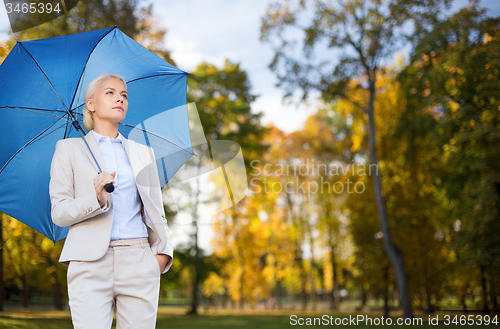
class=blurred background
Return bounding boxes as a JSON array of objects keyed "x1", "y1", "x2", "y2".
[{"x1": 0, "y1": 0, "x2": 499, "y2": 324}]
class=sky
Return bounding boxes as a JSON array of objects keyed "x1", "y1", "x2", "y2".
[
  {"x1": 151, "y1": 0, "x2": 322, "y2": 134},
  {"x1": 1, "y1": 0, "x2": 499, "y2": 253}
]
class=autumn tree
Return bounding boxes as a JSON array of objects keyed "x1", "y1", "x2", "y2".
[
  {"x1": 260, "y1": 0, "x2": 452, "y2": 318},
  {"x1": 246, "y1": 126, "x2": 299, "y2": 309},
  {"x1": 398, "y1": 4, "x2": 500, "y2": 311},
  {"x1": 1, "y1": 214, "x2": 66, "y2": 309},
  {"x1": 185, "y1": 60, "x2": 269, "y2": 313},
  {"x1": 290, "y1": 109, "x2": 354, "y2": 310}
]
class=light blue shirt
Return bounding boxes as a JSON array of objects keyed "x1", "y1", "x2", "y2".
[{"x1": 92, "y1": 130, "x2": 149, "y2": 241}]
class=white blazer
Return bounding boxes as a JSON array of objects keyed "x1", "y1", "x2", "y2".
[{"x1": 49, "y1": 131, "x2": 173, "y2": 274}]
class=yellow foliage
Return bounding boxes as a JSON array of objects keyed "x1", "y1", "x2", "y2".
[{"x1": 202, "y1": 272, "x2": 224, "y2": 298}]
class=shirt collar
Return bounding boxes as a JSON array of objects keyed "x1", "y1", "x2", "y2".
[{"x1": 91, "y1": 129, "x2": 124, "y2": 145}]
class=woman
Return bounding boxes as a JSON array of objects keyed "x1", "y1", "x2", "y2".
[{"x1": 49, "y1": 73, "x2": 173, "y2": 329}]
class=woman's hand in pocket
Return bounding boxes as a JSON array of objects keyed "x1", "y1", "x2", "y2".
[{"x1": 154, "y1": 254, "x2": 171, "y2": 273}]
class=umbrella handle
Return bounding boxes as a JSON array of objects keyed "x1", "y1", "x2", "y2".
[{"x1": 104, "y1": 183, "x2": 115, "y2": 193}]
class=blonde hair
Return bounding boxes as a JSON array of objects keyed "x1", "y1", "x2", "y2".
[{"x1": 82, "y1": 74, "x2": 127, "y2": 131}]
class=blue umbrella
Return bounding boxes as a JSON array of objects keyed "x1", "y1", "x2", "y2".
[{"x1": 0, "y1": 26, "x2": 195, "y2": 242}]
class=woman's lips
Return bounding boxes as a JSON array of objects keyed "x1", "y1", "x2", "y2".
[{"x1": 113, "y1": 106, "x2": 124, "y2": 111}]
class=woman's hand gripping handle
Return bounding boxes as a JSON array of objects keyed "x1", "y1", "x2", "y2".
[{"x1": 94, "y1": 171, "x2": 116, "y2": 207}]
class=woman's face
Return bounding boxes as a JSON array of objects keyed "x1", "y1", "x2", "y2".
[{"x1": 87, "y1": 77, "x2": 128, "y2": 126}]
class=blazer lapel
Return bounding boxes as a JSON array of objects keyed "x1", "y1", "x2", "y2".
[{"x1": 83, "y1": 131, "x2": 108, "y2": 173}]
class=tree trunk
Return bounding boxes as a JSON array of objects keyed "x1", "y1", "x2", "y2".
[
  {"x1": 239, "y1": 268, "x2": 245, "y2": 309},
  {"x1": 12, "y1": 235, "x2": 29, "y2": 308},
  {"x1": 285, "y1": 191, "x2": 307, "y2": 311},
  {"x1": 188, "y1": 218, "x2": 200, "y2": 315},
  {"x1": 309, "y1": 233, "x2": 316, "y2": 311},
  {"x1": 46, "y1": 254, "x2": 63, "y2": 310},
  {"x1": 21, "y1": 278, "x2": 28, "y2": 309},
  {"x1": 367, "y1": 80, "x2": 413, "y2": 319},
  {"x1": 481, "y1": 265, "x2": 489, "y2": 313},
  {"x1": 188, "y1": 167, "x2": 203, "y2": 315},
  {"x1": 276, "y1": 278, "x2": 282, "y2": 310},
  {"x1": 360, "y1": 280, "x2": 367, "y2": 309},
  {"x1": 329, "y1": 229, "x2": 339, "y2": 310},
  {"x1": 490, "y1": 277, "x2": 498, "y2": 311},
  {"x1": 461, "y1": 293, "x2": 467, "y2": 313},
  {"x1": 299, "y1": 254, "x2": 307, "y2": 311},
  {"x1": 331, "y1": 242, "x2": 340, "y2": 310},
  {"x1": 221, "y1": 279, "x2": 227, "y2": 308},
  {"x1": 423, "y1": 286, "x2": 433, "y2": 313}
]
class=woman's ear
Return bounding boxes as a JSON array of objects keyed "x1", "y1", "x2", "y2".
[{"x1": 86, "y1": 99, "x2": 94, "y2": 113}]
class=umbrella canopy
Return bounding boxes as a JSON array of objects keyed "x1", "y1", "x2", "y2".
[{"x1": 0, "y1": 26, "x2": 194, "y2": 242}]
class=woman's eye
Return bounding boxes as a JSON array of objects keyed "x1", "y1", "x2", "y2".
[{"x1": 106, "y1": 91, "x2": 113, "y2": 95}]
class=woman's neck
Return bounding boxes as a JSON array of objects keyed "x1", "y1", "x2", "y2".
[{"x1": 93, "y1": 122, "x2": 119, "y2": 139}]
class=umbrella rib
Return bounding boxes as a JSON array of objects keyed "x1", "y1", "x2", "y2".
[
  {"x1": 0, "y1": 118, "x2": 67, "y2": 174},
  {"x1": 127, "y1": 72, "x2": 188, "y2": 84},
  {"x1": 118, "y1": 122, "x2": 196, "y2": 156},
  {"x1": 27, "y1": 121, "x2": 71, "y2": 147},
  {"x1": 0, "y1": 106, "x2": 67, "y2": 114},
  {"x1": 69, "y1": 27, "x2": 116, "y2": 113},
  {"x1": 0, "y1": 106, "x2": 66, "y2": 119}
]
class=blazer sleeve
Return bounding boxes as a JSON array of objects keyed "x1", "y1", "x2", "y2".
[
  {"x1": 148, "y1": 147, "x2": 174, "y2": 274},
  {"x1": 156, "y1": 212, "x2": 174, "y2": 274},
  {"x1": 49, "y1": 140, "x2": 111, "y2": 227}
]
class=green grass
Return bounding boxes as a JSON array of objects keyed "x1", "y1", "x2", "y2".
[{"x1": 0, "y1": 307, "x2": 498, "y2": 328}]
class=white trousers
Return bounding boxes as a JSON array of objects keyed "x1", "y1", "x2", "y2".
[{"x1": 67, "y1": 242, "x2": 161, "y2": 329}]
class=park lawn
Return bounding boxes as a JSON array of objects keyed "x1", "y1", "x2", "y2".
[{"x1": 0, "y1": 307, "x2": 498, "y2": 328}]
